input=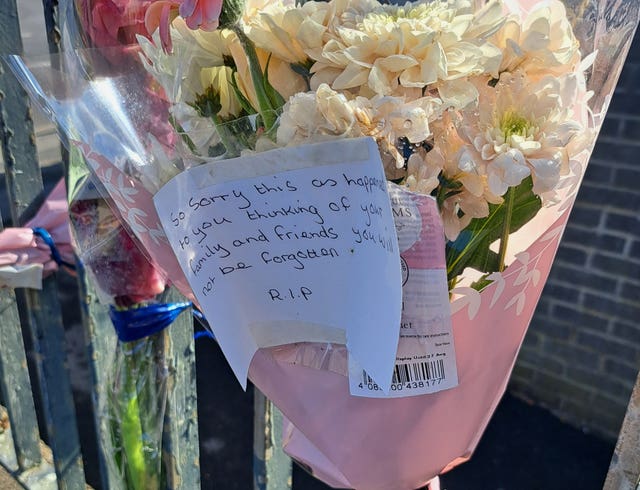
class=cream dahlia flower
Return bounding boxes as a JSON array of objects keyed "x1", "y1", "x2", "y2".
[
  {"x1": 406, "y1": 119, "x2": 500, "y2": 240},
  {"x1": 276, "y1": 84, "x2": 361, "y2": 146},
  {"x1": 242, "y1": 0, "x2": 329, "y2": 64},
  {"x1": 350, "y1": 93, "x2": 442, "y2": 169},
  {"x1": 491, "y1": 0, "x2": 581, "y2": 79},
  {"x1": 309, "y1": 0, "x2": 504, "y2": 97},
  {"x1": 457, "y1": 70, "x2": 588, "y2": 198}
]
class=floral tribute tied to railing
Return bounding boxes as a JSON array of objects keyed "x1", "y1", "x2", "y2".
[{"x1": 5, "y1": 0, "x2": 640, "y2": 488}]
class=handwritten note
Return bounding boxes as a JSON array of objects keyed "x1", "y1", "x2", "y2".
[{"x1": 154, "y1": 138, "x2": 402, "y2": 390}]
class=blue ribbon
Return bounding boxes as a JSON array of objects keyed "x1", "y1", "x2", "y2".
[
  {"x1": 192, "y1": 308, "x2": 216, "y2": 340},
  {"x1": 194, "y1": 330, "x2": 215, "y2": 340},
  {"x1": 109, "y1": 301, "x2": 192, "y2": 342},
  {"x1": 32, "y1": 227, "x2": 76, "y2": 270}
]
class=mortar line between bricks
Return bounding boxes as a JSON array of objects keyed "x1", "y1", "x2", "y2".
[
  {"x1": 552, "y1": 261, "x2": 623, "y2": 282},
  {"x1": 548, "y1": 298, "x2": 612, "y2": 321},
  {"x1": 588, "y1": 156, "x2": 640, "y2": 170},
  {"x1": 591, "y1": 248, "x2": 640, "y2": 264},
  {"x1": 597, "y1": 112, "x2": 640, "y2": 121},
  {"x1": 570, "y1": 230, "x2": 635, "y2": 243},
  {"x1": 596, "y1": 136, "x2": 640, "y2": 146}
]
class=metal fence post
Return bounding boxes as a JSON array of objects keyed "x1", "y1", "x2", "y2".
[
  {"x1": 0, "y1": 208, "x2": 42, "y2": 472},
  {"x1": 253, "y1": 390, "x2": 292, "y2": 490},
  {"x1": 0, "y1": 2, "x2": 86, "y2": 487}
]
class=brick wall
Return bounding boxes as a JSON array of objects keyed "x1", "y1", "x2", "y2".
[{"x1": 509, "y1": 28, "x2": 640, "y2": 441}]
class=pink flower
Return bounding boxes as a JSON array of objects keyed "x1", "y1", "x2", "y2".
[
  {"x1": 145, "y1": 0, "x2": 221, "y2": 52},
  {"x1": 144, "y1": 1, "x2": 180, "y2": 52},
  {"x1": 179, "y1": 0, "x2": 222, "y2": 30},
  {"x1": 69, "y1": 197, "x2": 166, "y2": 306},
  {"x1": 80, "y1": 0, "x2": 154, "y2": 47}
]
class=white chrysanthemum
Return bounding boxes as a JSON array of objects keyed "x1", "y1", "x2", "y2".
[
  {"x1": 139, "y1": 20, "x2": 244, "y2": 113},
  {"x1": 143, "y1": 17, "x2": 307, "y2": 121},
  {"x1": 491, "y1": 0, "x2": 581, "y2": 79},
  {"x1": 350, "y1": 93, "x2": 442, "y2": 168},
  {"x1": 243, "y1": 0, "x2": 330, "y2": 64},
  {"x1": 310, "y1": 0, "x2": 504, "y2": 97},
  {"x1": 192, "y1": 25, "x2": 308, "y2": 110},
  {"x1": 406, "y1": 119, "x2": 500, "y2": 240},
  {"x1": 276, "y1": 84, "x2": 361, "y2": 146},
  {"x1": 457, "y1": 71, "x2": 588, "y2": 198},
  {"x1": 138, "y1": 19, "x2": 221, "y2": 102}
]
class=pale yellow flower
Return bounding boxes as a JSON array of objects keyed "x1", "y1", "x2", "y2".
[
  {"x1": 200, "y1": 66, "x2": 243, "y2": 118},
  {"x1": 491, "y1": 0, "x2": 581, "y2": 79},
  {"x1": 140, "y1": 21, "x2": 249, "y2": 117},
  {"x1": 457, "y1": 70, "x2": 588, "y2": 198},
  {"x1": 406, "y1": 119, "x2": 499, "y2": 240},
  {"x1": 310, "y1": 0, "x2": 504, "y2": 97},
  {"x1": 192, "y1": 27, "x2": 306, "y2": 113},
  {"x1": 243, "y1": 0, "x2": 329, "y2": 64},
  {"x1": 276, "y1": 84, "x2": 361, "y2": 146},
  {"x1": 138, "y1": 18, "x2": 225, "y2": 102},
  {"x1": 350, "y1": 93, "x2": 442, "y2": 168},
  {"x1": 188, "y1": 27, "x2": 261, "y2": 111}
]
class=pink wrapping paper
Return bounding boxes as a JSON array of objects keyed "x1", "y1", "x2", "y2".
[
  {"x1": 72, "y1": 140, "x2": 193, "y2": 298},
  {"x1": 248, "y1": 204, "x2": 571, "y2": 489}
]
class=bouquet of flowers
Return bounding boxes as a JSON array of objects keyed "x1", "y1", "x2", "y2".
[
  {"x1": 22, "y1": 3, "x2": 196, "y2": 488},
  {"x1": 67, "y1": 148, "x2": 196, "y2": 490},
  {"x1": 7, "y1": 0, "x2": 639, "y2": 487}
]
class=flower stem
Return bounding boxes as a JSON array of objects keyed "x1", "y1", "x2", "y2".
[
  {"x1": 121, "y1": 346, "x2": 147, "y2": 490},
  {"x1": 498, "y1": 186, "x2": 515, "y2": 272},
  {"x1": 212, "y1": 112, "x2": 243, "y2": 158},
  {"x1": 230, "y1": 25, "x2": 278, "y2": 132}
]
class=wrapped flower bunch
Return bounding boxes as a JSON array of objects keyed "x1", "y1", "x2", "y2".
[{"x1": 7, "y1": 0, "x2": 639, "y2": 488}]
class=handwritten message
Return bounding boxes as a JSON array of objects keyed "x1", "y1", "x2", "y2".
[{"x1": 154, "y1": 138, "x2": 402, "y2": 389}]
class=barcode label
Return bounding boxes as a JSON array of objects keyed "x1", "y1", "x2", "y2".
[
  {"x1": 397, "y1": 359, "x2": 444, "y2": 383},
  {"x1": 351, "y1": 355, "x2": 457, "y2": 397},
  {"x1": 361, "y1": 359, "x2": 445, "y2": 387}
]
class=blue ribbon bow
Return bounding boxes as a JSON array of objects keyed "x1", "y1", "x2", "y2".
[{"x1": 32, "y1": 227, "x2": 76, "y2": 270}]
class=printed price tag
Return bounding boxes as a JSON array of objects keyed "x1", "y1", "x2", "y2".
[{"x1": 349, "y1": 184, "x2": 459, "y2": 397}]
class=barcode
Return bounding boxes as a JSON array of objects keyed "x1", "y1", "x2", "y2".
[{"x1": 362, "y1": 359, "x2": 446, "y2": 386}]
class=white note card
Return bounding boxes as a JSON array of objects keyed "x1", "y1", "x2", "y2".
[{"x1": 154, "y1": 138, "x2": 402, "y2": 390}]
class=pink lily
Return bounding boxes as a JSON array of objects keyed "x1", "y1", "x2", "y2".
[{"x1": 145, "y1": 0, "x2": 222, "y2": 52}]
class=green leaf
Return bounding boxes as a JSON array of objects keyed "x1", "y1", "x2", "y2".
[
  {"x1": 230, "y1": 26, "x2": 278, "y2": 130},
  {"x1": 263, "y1": 55, "x2": 286, "y2": 110},
  {"x1": 470, "y1": 274, "x2": 493, "y2": 292},
  {"x1": 230, "y1": 72, "x2": 257, "y2": 115},
  {"x1": 445, "y1": 176, "x2": 542, "y2": 282},
  {"x1": 67, "y1": 142, "x2": 90, "y2": 205}
]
